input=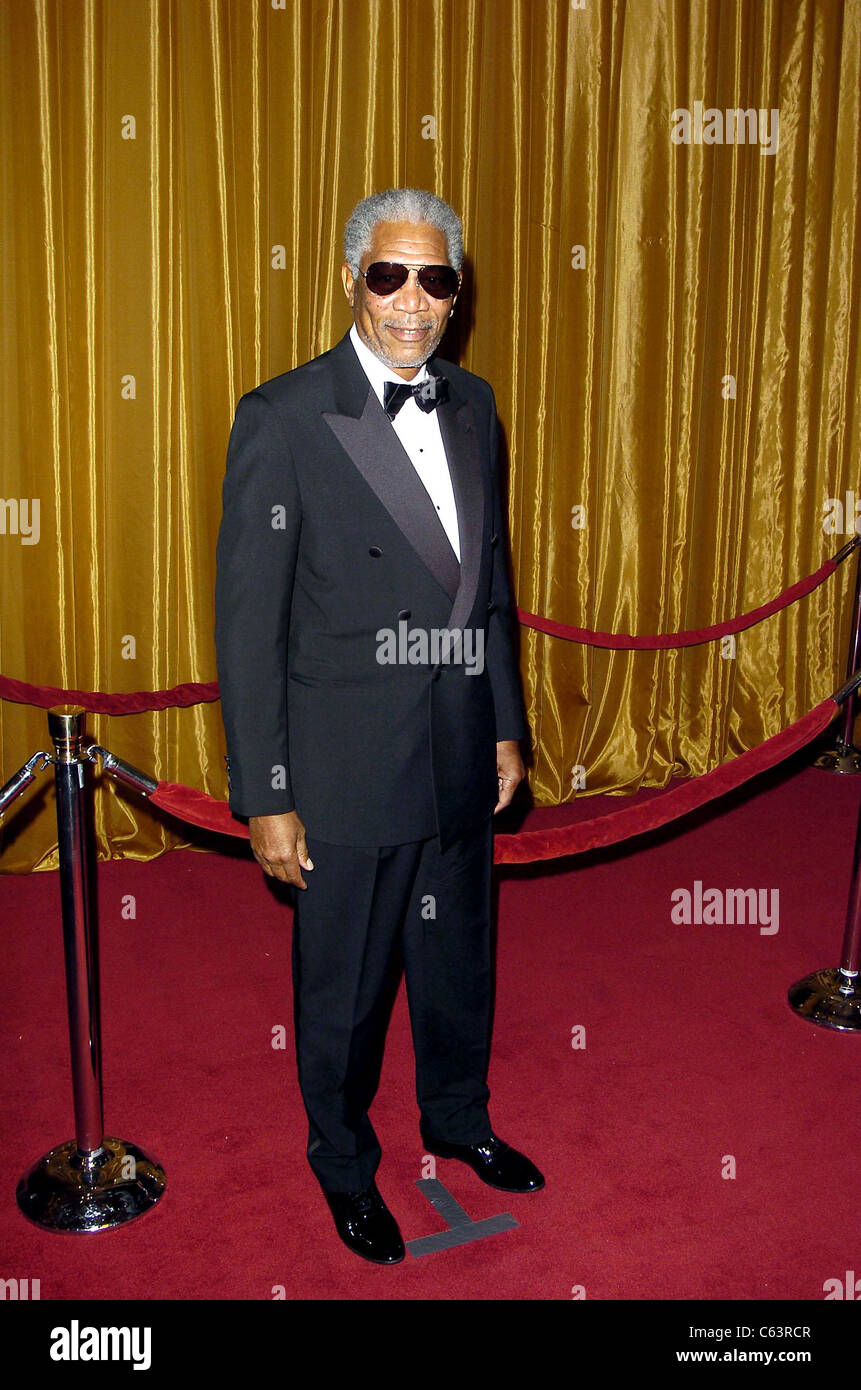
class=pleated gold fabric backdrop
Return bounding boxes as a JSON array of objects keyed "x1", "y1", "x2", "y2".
[{"x1": 1, "y1": 0, "x2": 859, "y2": 872}]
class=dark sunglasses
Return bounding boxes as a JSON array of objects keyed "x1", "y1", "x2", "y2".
[{"x1": 359, "y1": 261, "x2": 460, "y2": 300}]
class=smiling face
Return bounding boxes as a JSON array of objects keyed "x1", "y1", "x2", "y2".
[{"x1": 341, "y1": 219, "x2": 460, "y2": 380}]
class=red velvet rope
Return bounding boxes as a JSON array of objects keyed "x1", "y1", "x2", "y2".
[
  {"x1": 147, "y1": 696, "x2": 836, "y2": 866},
  {"x1": 517, "y1": 556, "x2": 839, "y2": 649},
  {"x1": 0, "y1": 674, "x2": 220, "y2": 715},
  {"x1": 0, "y1": 548, "x2": 850, "y2": 713}
]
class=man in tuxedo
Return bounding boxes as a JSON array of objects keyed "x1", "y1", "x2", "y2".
[{"x1": 214, "y1": 187, "x2": 544, "y2": 1265}]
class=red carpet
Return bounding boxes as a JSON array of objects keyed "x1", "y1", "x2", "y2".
[{"x1": 1, "y1": 755, "x2": 860, "y2": 1300}]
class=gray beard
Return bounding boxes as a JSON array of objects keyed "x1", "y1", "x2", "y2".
[{"x1": 371, "y1": 325, "x2": 447, "y2": 371}]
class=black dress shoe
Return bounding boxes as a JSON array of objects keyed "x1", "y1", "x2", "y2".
[
  {"x1": 323, "y1": 1181, "x2": 405, "y2": 1265},
  {"x1": 422, "y1": 1133, "x2": 545, "y2": 1193}
]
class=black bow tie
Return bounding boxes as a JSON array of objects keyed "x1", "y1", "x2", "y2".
[{"x1": 382, "y1": 373, "x2": 449, "y2": 421}]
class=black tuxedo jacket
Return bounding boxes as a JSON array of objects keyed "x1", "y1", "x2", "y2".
[{"x1": 214, "y1": 327, "x2": 527, "y2": 852}]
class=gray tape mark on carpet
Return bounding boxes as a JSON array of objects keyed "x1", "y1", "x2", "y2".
[{"x1": 406, "y1": 1178, "x2": 518, "y2": 1257}]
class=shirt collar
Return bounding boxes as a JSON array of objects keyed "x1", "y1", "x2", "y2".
[{"x1": 349, "y1": 321, "x2": 429, "y2": 405}]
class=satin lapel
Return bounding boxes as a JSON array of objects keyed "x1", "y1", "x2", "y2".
[
  {"x1": 435, "y1": 380, "x2": 485, "y2": 632},
  {"x1": 320, "y1": 332, "x2": 484, "y2": 621},
  {"x1": 323, "y1": 389, "x2": 461, "y2": 602}
]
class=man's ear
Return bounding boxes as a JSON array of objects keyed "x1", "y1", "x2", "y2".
[{"x1": 340, "y1": 261, "x2": 355, "y2": 307}]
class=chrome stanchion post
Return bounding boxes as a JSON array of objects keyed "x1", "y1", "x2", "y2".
[
  {"x1": 51, "y1": 705, "x2": 104, "y2": 1154},
  {"x1": 815, "y1": 537, "x2": 861, "y2": 772},
  {"x1": 16, "y1": 704, "x2": 166, "y2": 1231},
  {"x1": 790, "y1": 669, "x2": 861, "y2": 1028},
  {"x1": 788, "y1": 792, "x2": 861, "y2": 1030}
]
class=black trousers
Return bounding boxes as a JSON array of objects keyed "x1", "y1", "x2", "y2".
[{"x1": 290, "y1": 815, "x2": 495, "y2": 1192}]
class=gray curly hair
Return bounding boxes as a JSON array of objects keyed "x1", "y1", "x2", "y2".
[{"x1": 344, "y1": 188, "x2": 463, "y2": 274}]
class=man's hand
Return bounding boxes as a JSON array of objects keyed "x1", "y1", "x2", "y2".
[
  {"x1": 494, "y1": 740, "x2": 525, "y2": 814},
  {"x1": 248, "y1": 810, "x2": 314, "y2": 888}
]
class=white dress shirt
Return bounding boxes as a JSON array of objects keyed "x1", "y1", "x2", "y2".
[{"x1": 349, "y1": 322, "x2": 461, "y2": 561}]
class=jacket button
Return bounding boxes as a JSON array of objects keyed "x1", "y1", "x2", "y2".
[
  {"x1": 490, "y1": 533, "x2": 499, "y2": 548},
  {"x1": 487, "y1": 601, "x2": 497, "y2": 615},
  {"x1": 369, "y1": 546, "x2": 382, "y2": 558},
  {"x1": 398, "y1": 609, "x2": 411, "y2": 621},
  {"x1": 431, "y1": 667, "x2": 442, "y2": 681}
]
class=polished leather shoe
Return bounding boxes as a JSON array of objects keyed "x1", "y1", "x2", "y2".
[
  {"x1": 422, "y1": 1132, "x2": 545, "y2": 1193},
  {"x1": 323, "y1": 1181, "x2": 405, "y2": 1265}
]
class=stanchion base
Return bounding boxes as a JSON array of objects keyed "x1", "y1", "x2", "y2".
[
  {"x1": 788, "y1": 969, "x2": 861, "y2": 1032},
  {"x1": 16, "y1": 1136, "x2": 166, "y2": 1232},
  {"x1": 813, "y1": 742, "x2": 861, "y2": 774}
]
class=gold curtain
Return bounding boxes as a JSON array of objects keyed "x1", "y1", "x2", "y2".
[{"x1": 1, "y1": 0, "x2": 859, "y2": 873}]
